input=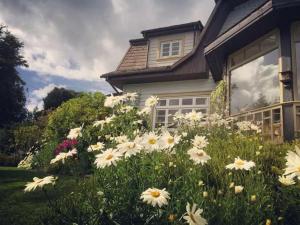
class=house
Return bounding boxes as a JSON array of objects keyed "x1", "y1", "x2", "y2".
[{"x1": 102, "y1": 0, "x2": 300, "y2": 142}]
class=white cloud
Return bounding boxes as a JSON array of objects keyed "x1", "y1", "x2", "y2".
[{"x1": 26, "y1": 83, "x2": 65, "y2": 111}]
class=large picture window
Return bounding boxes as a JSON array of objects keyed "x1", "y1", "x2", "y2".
[
  {"x1": 229, "y1": 32, "x2": 280, "y2": 115},
  {"x1": 154, "y1": 96, "x2": 209, "y2": 127},
  {"x1": 292, "y1": 23, "x2": 300, "y2": 99}
]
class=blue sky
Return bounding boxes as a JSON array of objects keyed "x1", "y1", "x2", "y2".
[{"x1": 0, "y1": 0, "x2": 214, "y2": 111}]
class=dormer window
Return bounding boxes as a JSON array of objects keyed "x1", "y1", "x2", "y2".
[{"x1": 160, "y1": 40, "x2": 182, "y2": 58}]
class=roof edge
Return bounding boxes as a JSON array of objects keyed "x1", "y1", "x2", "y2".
[{"x1": 141, "y1": 21, "x2": 203, "y2": 38}]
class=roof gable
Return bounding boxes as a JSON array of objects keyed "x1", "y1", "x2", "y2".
[{"x1": 219, "y1": 0, "x2": 268, "y2": 35}]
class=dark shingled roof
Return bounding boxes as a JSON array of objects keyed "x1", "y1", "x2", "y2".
[{"x1": 117, "y1": 39, "x2": 148, "y2": 71}]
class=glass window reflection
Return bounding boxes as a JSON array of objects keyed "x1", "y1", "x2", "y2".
[{"x1": 230, "y1": 49, "x2": 280, "y2": 114}]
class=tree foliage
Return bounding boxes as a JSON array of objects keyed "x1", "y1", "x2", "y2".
[
  {"x1": 0, "y1": 25, "x2": 28, "y2": 127},
  {"x1": 43, "y1": 87, "x2": 80, "y2": 110},
  {"x1": 45, "y1": 92, "x2": 109, "y2": 141}
]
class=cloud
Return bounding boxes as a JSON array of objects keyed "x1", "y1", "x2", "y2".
[
  {"x1": 26, "y1": 83, "x2": 65, "y2": 111},
  {"x1": 0, "y1": 0, "x2": 214, "y2": 83}
]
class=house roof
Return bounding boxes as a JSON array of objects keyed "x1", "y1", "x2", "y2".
[
  {"x1": 141, "y1": 21, "x2": 203, "y2": 38},
  {"x1": 101, "y1": 20, "x2": 207, "y2": 86},
  {"x1": 117, "y1": 38, "x2": 148, "y2": 71}
]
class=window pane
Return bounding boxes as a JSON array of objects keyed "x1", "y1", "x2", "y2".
[
  {"x1": 261, "y1": 34, "x2": 277, "y2": 51},
  {"x1": 161, "y1": 43, "x2": 170, "y2": 57},
  {"x1": 182, "y1": 98, "x2": 193, "y2": 105},
  {"x1": 231, "y1": 52, "x2": 244, "y2": 67},
  {"x1": 181, "y1": 109, "x2": 192, "y2": 114},
  {"x1": 245, "y1": 44, "x2": 260, "y2": 59},
  {"x1": 157, "y1": 110, "x2": 166, "y2": 116},
  {"x1": 296, "y1": 42, "x2": 300, "y2": 98},
  {"x1": 171, "y1": 42, "x2": 180, "y2": 56},
  {"x1": 158, "y1": 99, "x2": 167, "y2": 106},
  {"x1": 169, "y1": 99, "x2": 179, "y2": 106},
  {"x1": 196, "y1": 98, "x2": 207, "y2": 105},
  {"x1": 230, "y1": 49, "x2": 279, "y2": 114},
  {"x1": 168, "y1": 110, "x2": 178, "y2": 124}
]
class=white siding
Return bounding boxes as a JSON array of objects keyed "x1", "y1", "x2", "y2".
[
  {"x1": 147, "y1": 31, "x2": 195, "y2": 68},
  {"x1": 123, "y1": 78, "x2": 216, "y2": 107}
]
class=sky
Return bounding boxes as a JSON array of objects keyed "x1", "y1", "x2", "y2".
[{"x1": 0, "y1": 0, "x2": 215, "y2": 111}]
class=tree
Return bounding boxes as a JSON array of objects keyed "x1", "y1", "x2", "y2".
[
  {"x1": 0, "y1": 25, "x2": 28, "y2": 127},
  {"x1": 43, "y1": 87, "x2": 80, "y2": 110}
]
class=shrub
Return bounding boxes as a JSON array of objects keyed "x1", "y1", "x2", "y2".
[
  {"x1": 13, "y1": 124, "x2": 42, "y2": 155},
  {"x1": 45, "y1": 92, "x2": 109, "y2": 142}
]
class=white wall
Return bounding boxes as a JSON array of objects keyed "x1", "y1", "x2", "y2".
[
  {"x1": 147, "y1": 31, "x2": 195, "y2": 67},
  {"x1": 123, "y1": 78, "x2": 216, "y2": 107}
]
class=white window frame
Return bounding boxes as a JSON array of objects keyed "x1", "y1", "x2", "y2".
[
  {"x1": 153, "y1": 96, "x2": 210, "y2": 128},
  {"x1": 159, "y1": 40, "x2": 182, "y2": 58}
]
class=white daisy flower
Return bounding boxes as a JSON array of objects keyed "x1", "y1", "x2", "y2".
[
  {"x1": 67, "y1": 127, "x2": 82, "y2": 139},
  {"x1": 185, "y1": 110, "x2": 204, "y2": 124},
  {"x1": 50, "y1": 148, "x2": 77, "y2": 164},
  {"x1": 104, "y1": 95, "x2": 124, "y2": 108},
  {"x1": 93, "y1": 120, "x2": 105, "y2": 128},
  {"x1": 192, "y1": 135, "x2": 208, "y2": 149},
  {"x1": 138, "y1": 107, "x2": 152, "y2": 115},
  {"x1": 140, "y1": 188, "x2": 170, "y2": 208},
  {"x1": 113, "y1": 135, "x2": 129, "y2": 144},
  {"x1": 145, "y1": 96, "x2": 159, "y2": 108},
  {"x1": 24, "y1": 176, "x2": 57, "y2": 192},
  {"x1": 183, "y1": 202, "x2": 207, "y2": 225},
  {"x1": 187, "y1": 148, "x2": 211, "y2": 165},
  {"x1": 225, "y1": 157, "x2": 255, "y2": 171},
  {"x1": 87, "y1": 142, "x2": 105, "y2": 152},
  {"x1": 117, "y1": 138, "x2": 142, "y2": 158},
  {"x1": 234, "y1": 185, "x2": 244, "y2": 194},
  {"x1": 159, "y1": 131, "x2": 181, "y2": 150},
  {"x1": 105, "y1": 115, "x2": 116, "y2": 124},
  {"x1": 142, "y1": 132, "x2": 160, "y2": 152},
  {"x1": 94, "y1": 148, "x2": 122, "y2": 168},
  {"x1": 278, "y1": 175, "x2": 296, "y2": 186},
  {"x1": 283, "y1": 146, "x2": 300, "y2": 180},
  {"x1": 124, "y1": 92, "x2": 138, "y2": 101}
]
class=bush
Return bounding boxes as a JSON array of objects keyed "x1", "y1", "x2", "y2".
[
  {"x1": 13, "y1": 124, "x2": 42, "y2": 155},
  {"x1": 45, "y1": 92, "x2": 109, "y2": 142}
]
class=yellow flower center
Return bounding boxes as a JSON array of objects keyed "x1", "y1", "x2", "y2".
[
  {"x1": 150, "y1": 191, "x2": 160, "y2": 198},
  {"x1": 168, "y1": 214, "x2": 176, "y2": 222},
  {"x1": 148, "y1": 138, "x2": 157, "y2": 145},
  {"x1": 197, "y1": 152, "x2": 204, "y2": 157},
  {"x1": 128, "y1": 143, "x2": 136, "y2": 149},
  {"x1": 167, "y1": 137, "x2": 174, "y2": 144},
  {"x1": 235, "y1": 159, "x2": 245, "y2": 167},
  {"x1": 106, "y1": 154, "x2": 113, "y2": 160},
  {"x1": 297, "y1": 166, "x2": 300, "y2": 172}
]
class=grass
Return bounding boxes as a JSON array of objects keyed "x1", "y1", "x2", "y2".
[{"x1": 0, "y1": 166, "x2": 76, "y2": 225}]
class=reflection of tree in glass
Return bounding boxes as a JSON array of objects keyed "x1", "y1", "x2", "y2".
[{"x1": 251, "y1": 93, "x2": 269, "y2": 109}]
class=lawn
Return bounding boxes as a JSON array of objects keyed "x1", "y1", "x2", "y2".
[{"x1": 0, "y1": 167, "x2": 75, "y2": 225}]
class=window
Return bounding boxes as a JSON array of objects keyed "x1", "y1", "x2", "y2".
[
  {"x1": 160, "y1": 41, "x2": 181, "y2": 58},
  {"x1": 292, "y1": 23, "x2": 300, "y2": 99},
  {"x1": 154, "y1": 96, "x2": 209, "y2": 127},
  {"x1": 228, "y1": 32, "x2": 280, "y2": 115}
]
